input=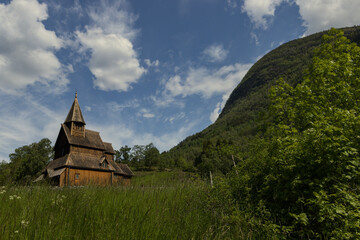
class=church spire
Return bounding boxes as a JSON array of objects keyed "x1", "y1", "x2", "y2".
[{"x1": 64, "y1": 92, "x2": 86, "y2": 125}]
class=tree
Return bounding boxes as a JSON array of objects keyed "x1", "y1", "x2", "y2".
[
  {"x1": 265, "y1": 28, "x2": 360, "y2": 238},
  {"x1": 0, "y1": 160, "x2": 11, "y2": 185},
  {"x1": 8, "y1": 138, "x2": 53, "y2": 184},
  {"x1": 130, "y1": 145, "x2": 146, "y2": 169},
  {"x1": 115, "y1": 145, "x2": 131, "y2": 163},
  {"x1": 215, "y1": 29, "x2": 360, "y2": 238},
  {"x1": 144, "y1": 143, "x2": 160, "y2": 169}
]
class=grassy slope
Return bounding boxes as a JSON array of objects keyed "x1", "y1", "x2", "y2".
[
  {"x1": 166, "y1": 26, "x2": 360, "y2": 163},
  {"x1": 0, "y1": 172, "x2": 219, "y2": 240}
]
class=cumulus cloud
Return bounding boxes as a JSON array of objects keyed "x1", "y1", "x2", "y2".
[
  {"x1": 165, "y1": 63, "x2": 252, "y2": 99},
  {"x1": 242, "y1": 0, "x2": 284, "y2": 29},
  {"x1": 0, "y1": 0, "x2": 67, "y2": 94},
  {"x1": 295, "y1": 0, "x2": 360, "y2": 35},
  {"x1": 241, "y1": 0, "x2": 360, "y2": 34},
  {"x1": 203, "y1": 44, "x2": 228, "y2": 62},
  {"x1": 77, "y1": 1, "x2": 145, "y2": 92},
  {"x1": 77, "y1": 28, "x2": 145, "y2": 92}
]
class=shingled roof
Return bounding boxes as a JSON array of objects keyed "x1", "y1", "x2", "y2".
[
  {"x1": 117, "y1": 163, "x2": 134, "y2": 176},
  {"x1": 104, "y1": 142, "x2": 115, "y2": 154},
  {"x1": 64, "y1": 93, "x2": 86, "y2": 124},
  {"x1": 61, "y1": 124, "x2": 105, "y2": 150},
  {"x1": 42, "y1": 152, "x2": 134, "y2": 176}
]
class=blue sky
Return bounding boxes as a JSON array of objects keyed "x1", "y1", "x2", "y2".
[{"x1": 0, "y1": 0, "x2": 359, "y2": 161}]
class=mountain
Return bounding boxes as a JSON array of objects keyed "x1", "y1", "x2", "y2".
[{"x1": 164, "y1": 26, "x2": 360, "y2": 167}]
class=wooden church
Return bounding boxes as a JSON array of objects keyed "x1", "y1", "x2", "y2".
[{"x1": 36, "y1": 93, "x2": 133, "y2": 186}]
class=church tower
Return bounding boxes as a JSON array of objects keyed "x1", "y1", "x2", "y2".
[{"x1": 64, "y1": 92, "x2": 86, "y2": 137}]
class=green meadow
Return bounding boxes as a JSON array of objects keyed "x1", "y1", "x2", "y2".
[{"x1": 0, "y1": 171, "x2": 225, "y2": 240}]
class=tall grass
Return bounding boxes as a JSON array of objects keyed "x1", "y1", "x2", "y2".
[{"x1": 0, "y1": 171, "x2": 216, "y2": 239}]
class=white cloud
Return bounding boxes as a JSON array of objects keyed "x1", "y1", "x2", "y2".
[
  {"x1": 226, "y1": 0, "x2": 238, "y2": 9},
  {"x1": 295, "y1": 0, "x2": 360, "y2": 35},
  {"x1": 144, "y1": 59, "x2": 160, "y2": 67},
  {"x1": 165, "y1": 63, "x2": 252, "y2": 99},
  {"x1": 242, "y1": 0, "x2": 284, "y2": 29},
  {"x1": 0, "y1": 94, "x2": 65, "y2": 162},
  {"x1": 250, "y1": 32, "x2": 260, "y2": 45},
  {"x1": 77, "y1": 28, "x2": 145, "y2": 92},
  {"x1": 150, "y1": 94, "x2": 186, "y2": 108},
  {"x1": 203, "y1": 44, "x2": 228, "y2": 62},
  {"x1": 88, "y1": 0, "x2": 137, "y2": 39},
  {"x1": 76, "y1": 1, "x2": 145, "y2": 92},
  {"x1": 210, "y1": 92, "x2": 231, "y2": 123},
  {"x1": 0, "y1": 0, "x2": 67, "y2": 94},
  {"x1": 106, "y1": 99, "x2": 140, "y2": 112},
  {"x1": 138, "y1": 108, "x2": 155, "y2": 119},
  {"x1": 143, "y1": 113, "x2": 155, "y2": 118},
  {"x1": 241, "y1": 0, "x2": 360, "y2": 34},
  {"x1": 165, "y1": 112, "x2": 186, "y2": 124}
]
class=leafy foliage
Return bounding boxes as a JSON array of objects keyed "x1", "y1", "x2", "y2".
[
  {"x1": 265, "y1": 29, "x2": 360, "y2": 238},
  {"x1": 115, "y1": 145, "x2": 131, "y2": 164},
  {"x1": 211, "y1": 29, "x2": 360, "y2": 239},
  {"x1": 0, "y1": 138, "x2": 53, "y2": 185},
  {"x1": 116, "y1": 143, "x2": 166, "y2": 170}
]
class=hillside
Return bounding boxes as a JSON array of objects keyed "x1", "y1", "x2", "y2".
[{"x1": 165, "y1": 26, "x2": 360, "y2": 166}]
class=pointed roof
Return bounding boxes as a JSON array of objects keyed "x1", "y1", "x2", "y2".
[
  {"x1": 64, "y1": 92, "x2": 86, "y2": 124},
  {"x1": 59, "y1": 124, "x2": 105, "y2": 150}
]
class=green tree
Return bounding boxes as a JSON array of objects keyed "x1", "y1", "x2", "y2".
[
  {"x1": 0, "y1": 160, "x2": 11, "y2": 185},
  {"x1": 144, "y1": 143, "x2": 160, "y2": 169},
  {"x1": 8, "y1": 138, "x2": 53, "y2": 184},
  {"x1": 130, "y1": 145, "x2": 146, "y2": 169},
  {"x1": 264, "y1": 28, "x2": 360, "y2": 238},
  {"x1": 115, "y1": 145, "x2": 131, "y2": 163},
  {"x1": 212, "y1": 29, "x2": 360, "y2": 239}
]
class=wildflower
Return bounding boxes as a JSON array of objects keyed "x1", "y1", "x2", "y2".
[
  {"x1": 21, "y1": 220, "x2": 29, "y2": 227},
  {"x1": 9, "y1": 194, "x2": 21, "y2": 200},
  {"x1": 14, "y1": 230, "x2": 19, "y2": 234},
  {"x1": 0, "y1": 190, "x2": 6, "y2": 194}
]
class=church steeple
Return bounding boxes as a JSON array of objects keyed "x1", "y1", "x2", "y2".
[{"x1": 65, "y1": 92, "x2": 86, "y2": 137}]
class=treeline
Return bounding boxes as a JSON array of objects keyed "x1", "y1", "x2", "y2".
[
  {"x1": 114, "y1": 139, "x2": 242, "y2": 176},
  {"x1": 0, "y1": 137, "x2": 241, "y2": 185},
  {"x1": 115, "y1": 143, "x2": 163, "y2": 170}
]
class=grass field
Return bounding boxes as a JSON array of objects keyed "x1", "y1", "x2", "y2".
[{"x1": 0, "y1": 171, "x2": 225, "y2": 240}]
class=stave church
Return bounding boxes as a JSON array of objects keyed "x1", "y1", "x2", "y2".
[{"x1": 35, "y1": 93, "x2": 133, "y2": 186}]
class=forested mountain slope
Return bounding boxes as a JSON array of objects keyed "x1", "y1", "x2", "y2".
[{"x1": 165, "y1": 26, "x2": 360, "y2": 167}]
